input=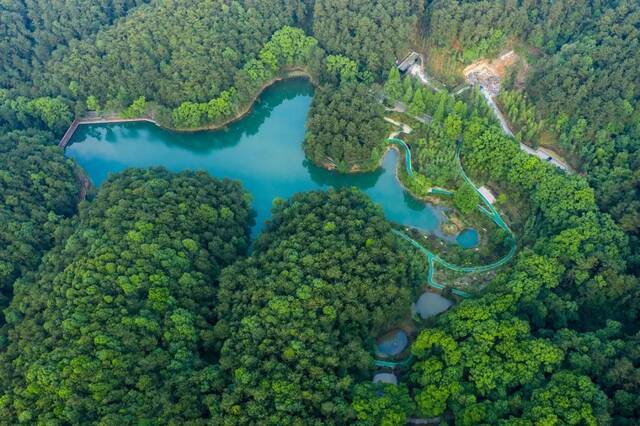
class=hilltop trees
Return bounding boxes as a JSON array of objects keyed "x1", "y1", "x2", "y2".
[
  {"x1": 453, "y1": 183, "x2": 478, "y2": 214},
  {"x1": 552, "y1": 325, "x2": 640, "y2": 422},
  {"x1": 519, "y1": 371, "x2": 609, "y2": 425},
  {"x1": 408, "y1": 248, "x2": 613, "y2": 424},
  {"x1": 0, "y1": 133, "x2": 79, "y2": 323},
  {"x1": 527, "y1": 3, "x2": 640, "y2": 266},
  {"x1": 214, "y1": 189, "x2": 422, "y2": 423},
  {"x1": 305, "y1": 83, "x2": 388, "y2": 172},
  {"x1": 410, "y1": 253, "x2": 565, "y2": 420},
  {"x1": 0, "y1": 1, "x2": 639, "y2": 424},
  {"x1": 0, "y1": 0, "x2": 148, "y2": 92},
  {"x1": 352, "y1": 382, "x2": 415, "y2": 425},
  {"x1": 312, "y1": 0, "x2": 418, "y2": 77},
  {"x1": 41, "y1": 0, "x2": 308, "y2": 110},
  {"x1": 171, "y1": 26, "x2": 319, "y2": 128},
  {"x1": 0, "y1": 92, "x2": 72, "y2": 135},
  {"x1": 384, "y1": 67, "x2": 403, "y2": 102},
  {"x1": 0, "y1": 169, "x2": 253, "y2": 423}
]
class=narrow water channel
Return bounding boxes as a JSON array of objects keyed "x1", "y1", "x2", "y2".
[{"x1": 66, "y1": 78, "x2": 448, "y2": 237}]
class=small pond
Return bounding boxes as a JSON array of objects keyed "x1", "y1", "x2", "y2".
[
  {"x1": 372, "y1": 372, "x2": 398, "y2": 385},
  {"x1": 375, "y1": 329, "x2": 409, "y2": 358},
  {"x1": 456, "y1": 228, "x2": 480, "y2": 249},
  {"x1": 412, "y1": 291, "x2": 454, "y2": 319}
]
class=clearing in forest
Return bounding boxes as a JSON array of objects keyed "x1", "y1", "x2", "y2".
[{"x1": 463, "y1": 50, "x2": 520, "y2": 96}]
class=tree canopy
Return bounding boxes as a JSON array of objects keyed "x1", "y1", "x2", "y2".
[
  {"x1": 305, "y1": 82, "x2": 388, "y2": 172},
  {"x1": 0, "y1": 132, "x2": 80, "y2": 324},
  {"x1": 0, "y1": 1, "x2": 639, "y2": 424},
  {"x1": 215, "y1": 189, "x2": 422, "y2": 423},
  {"x1": 0, "y1": 168, "x2": 253, "y2": 423}
]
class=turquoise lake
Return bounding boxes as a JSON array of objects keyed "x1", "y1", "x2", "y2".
[{"x1": 66, "y1": 78, "x2": 448, "y2": 237}]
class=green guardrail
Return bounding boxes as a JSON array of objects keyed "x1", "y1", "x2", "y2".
[
  {"x1": 387, "y1": 137, "x2": 517, "y2": 297},
  {"x1": 388, "y1": 137, "x2": 412, "y2": 175},
  {"x1": 428, "y1": 188, "x2": 454, "y2": 196},
  {"x1": 374, "y1": 355, "x2": 414, "y2": 369}
]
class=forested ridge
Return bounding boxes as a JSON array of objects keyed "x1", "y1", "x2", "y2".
[
  {"x1": 0, "y1": 0, "x2": 149, "y2": 92},
  {"x1": 0, "y1": 169, "x2": 254, "y2": 423},
  {"x1": 215, "y1": 190, "x2": 422, "y2": 423},
  {"x1": 0, "y1": 132, "x2": 80, "y2": 325},
  {"x1": 0, "y1": 0, "x2": 639, "y2": 424}
]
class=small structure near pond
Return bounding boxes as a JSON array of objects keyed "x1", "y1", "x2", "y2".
[
  {"x1": 412, "y1": 291, "x2": 454, "y2": 319},
  {"x1": 375, "y1": 329, "x2": 409, "y2": 358},
  {"x1": 478, "y1": 186, "x2": 496, "y2": 204}
]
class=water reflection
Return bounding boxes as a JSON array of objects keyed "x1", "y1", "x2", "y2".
[{"x1": 67, "y1": 78, "x2": 445, "y2": 237}]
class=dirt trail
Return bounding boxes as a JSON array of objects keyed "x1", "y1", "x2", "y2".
[{"x1": 384, "y1": 116, "x2": 413, "y2": 135}]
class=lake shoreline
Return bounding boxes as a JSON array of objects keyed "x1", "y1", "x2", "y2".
[
  {"x1": 60, "y1": 70, "x2": 314, "y2": 147},
  {"x1": 163, "y1": 69, "x2": 314, "y2": 132}
]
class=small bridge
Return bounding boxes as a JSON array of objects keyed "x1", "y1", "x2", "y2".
[
  {"x1": 59, "y1": 116, "x2": 158, "y2": 149},
  {"x1": 59, "y1": 119, "x2": 81, "y2": 148}
]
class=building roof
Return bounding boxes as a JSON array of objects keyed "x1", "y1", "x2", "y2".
[
  {"x1": 478, "y1": 186, "x2": 496, "y2": 204},
  {"x1": 397, "y1": 52, "x2": 420, "y2": 72}
]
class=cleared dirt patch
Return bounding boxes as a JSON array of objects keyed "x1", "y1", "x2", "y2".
[{"x1": 463, "y1": 50, "x2": 520, "y2": 96}]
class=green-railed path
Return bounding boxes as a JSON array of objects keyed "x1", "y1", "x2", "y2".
[{"x1": 388, "y1": 138, "x2": 517, "y2": 298}]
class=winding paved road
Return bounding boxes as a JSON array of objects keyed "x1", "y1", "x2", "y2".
[
  {"x1": 401, "y1": 63, "x2": 573, "y2": 173},
  {"x1": 479, "y1": 87, "x2": 572, "y2": 172}
]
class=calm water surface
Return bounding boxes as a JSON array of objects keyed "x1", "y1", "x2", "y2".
[
  {"x1": 375, "y1": 329, "x2": 409, "y2": 358},
  {"x1": 66, "y1": 78, "x2": 446, "y2": 237},
  {"x1": 456, "y1": 228, "x2": 480, "y2": 249},
  {"x1": 413, "y1": 291, "x2": 454, "y2": 319}
]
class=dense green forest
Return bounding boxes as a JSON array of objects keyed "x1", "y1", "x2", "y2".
[
  {"x1": 311, "y1": 0, "x2": 418, "y2": 77},
  {"x1": 305, "y1": 83, "x2": 388, "y2": 172},
  {"x1": 422, "y1": 0, "x2": 640, "y2": 271},
  {"x1": 40, "y1": 0, "x2": 308, "y2": 108},
  {"x1": 0, "y1": 0, "x2": 149, "y2": 92},
  {"x1": 215, "y1": 189, "x2": 422, "y2": 422},
  {"x1": 0, "y1": 0, "x2": 639, "y2": 424},
  {"x1": 0, "y1": 131, "x2": 80, "y2": 324},
  {"x1": 0, "y1": 169, "x2": 253, "y2": 423}
]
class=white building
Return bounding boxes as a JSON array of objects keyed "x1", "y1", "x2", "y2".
[{"x1": 478, "y1": 186, "x2": 496, "y2": 204}]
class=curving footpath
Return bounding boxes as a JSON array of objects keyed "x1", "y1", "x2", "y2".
[{"x1": 387, "y1": 138, "x2": 517, "y2": 298}]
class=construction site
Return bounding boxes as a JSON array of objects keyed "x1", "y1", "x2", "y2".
[{"x1": 463, "y1": 50, "x2": 520, "y2": 96}]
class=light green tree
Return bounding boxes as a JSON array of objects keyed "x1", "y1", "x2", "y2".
[
  {"x1": 86, "y1": 95, "x2": 100, "y2": 112},
  {"x1": 384, "y1": 67, "x2": 403, "y2": 102},
  {"x1": 122, "y1": 96, "x2": 146, "y2": 118}
]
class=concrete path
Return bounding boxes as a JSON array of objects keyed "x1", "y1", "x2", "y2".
[
  {"x1": 384, "y1": 116, "x2": 413, "y2": 135},
  {"x1": 479, "y1": 87, "x2": 572, "y2": 172}
]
